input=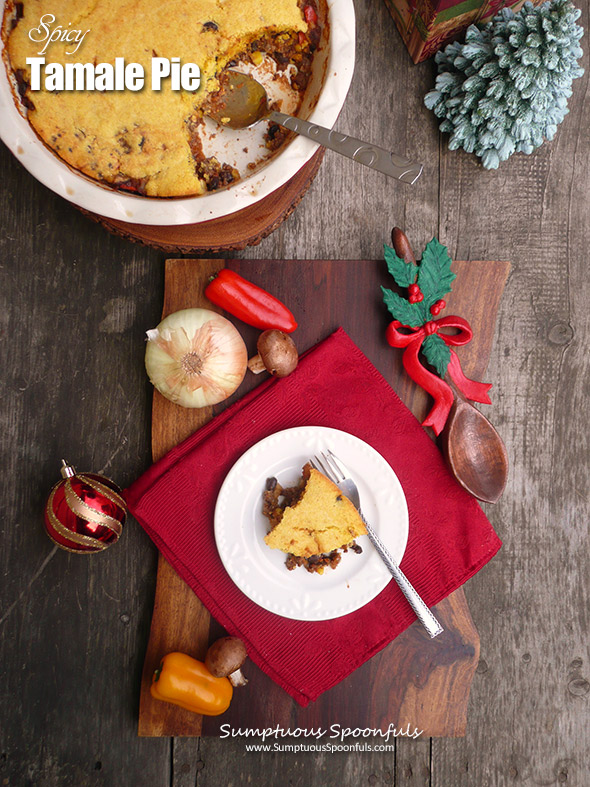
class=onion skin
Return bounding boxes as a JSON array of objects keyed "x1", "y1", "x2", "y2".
[{"x1": 145, "y1": 308, "x2": 247, "y2": 408}]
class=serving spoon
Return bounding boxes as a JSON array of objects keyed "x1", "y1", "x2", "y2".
[
  {"x1": 205, "y1": 71, "x2": 423, "y2": 185},
  {"x1": 439, "y1": 373, "x2": 508, "y2": 503},
  {"x1": 391, "y1": 228, "x2": 508, "y2": 503}
]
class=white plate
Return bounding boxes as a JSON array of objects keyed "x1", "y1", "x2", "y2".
[
  {"x1": 0, "y1": 0, "x2": 355, "y2": 225},
  {"x1": 214, "y1": 427, "x2": 409, "y2": 621}
]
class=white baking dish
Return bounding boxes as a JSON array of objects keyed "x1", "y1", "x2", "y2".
[{"x1": 0, "y1": 0, "x2": 355, "y2": 225}]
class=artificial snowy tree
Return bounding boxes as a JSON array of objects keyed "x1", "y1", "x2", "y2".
[{"x1": 424, "y1": 0, "x2": 584, "y2": 169}]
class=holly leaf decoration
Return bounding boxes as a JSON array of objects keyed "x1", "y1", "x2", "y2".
[
  {"x1": 381, "y1": 287, "x2": 428, "y2": 327},
  {"x1": 383, "y1": 244, "x2": 416, "y2": 288},
  {"x1": 422, "y1": 333, "x2": 451, "y2": 378},
  {"x1": 417, "y1": 238, "x2": 456, "y2": 307}
]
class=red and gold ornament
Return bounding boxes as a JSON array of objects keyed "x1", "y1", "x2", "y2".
[{"x1": 44, "y1": 460, "x2": 127, "y2": 553}]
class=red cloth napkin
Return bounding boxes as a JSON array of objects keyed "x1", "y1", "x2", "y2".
[{"x1": 125, "y1": 328, "x2": 501, "y2": 706}]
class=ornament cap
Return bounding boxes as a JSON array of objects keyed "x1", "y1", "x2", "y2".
[{"x1": 60, "y1": 459, "x2": 76, "y2": 479}]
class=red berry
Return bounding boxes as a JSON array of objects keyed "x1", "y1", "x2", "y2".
[
  {"x1": 430, "y1": 298, "x2": 446, "y2": 315},
  {"x1": 409, "y1": 283, "x2": 419, "y2": 295},
  {"x1": 409, "y1": 295, "x2": 417, "y2": 304},
  {"x1": 415, "y1": 292, "x2": 424, "y2": 302}
]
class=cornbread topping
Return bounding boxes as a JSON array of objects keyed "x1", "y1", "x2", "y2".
[
  {"x1": 3, "y1": 0, "x2": 322, "y2": 197},
  {"x1": 263, "y1": 464, "x2": 366, "y2": 574}
]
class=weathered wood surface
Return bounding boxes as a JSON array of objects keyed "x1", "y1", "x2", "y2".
[
  {"x1": 139, "y1": 258, "x2": 507, "y2": 739},
  {"x1": 1, "y1": 0, "x2": 589, "y2": 783}
]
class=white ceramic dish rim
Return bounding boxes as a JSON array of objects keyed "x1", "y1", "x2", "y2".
[
  {"x1": 0, "y1": 0, "x2": 355, "y2": 225},
  {"x1": 214, "y1": 426, "x2": 409, "y2": 621}
]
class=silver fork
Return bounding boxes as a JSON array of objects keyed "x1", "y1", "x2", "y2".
[{"x1": 312, "y1": 450, "x2": 444, "y2": 638}]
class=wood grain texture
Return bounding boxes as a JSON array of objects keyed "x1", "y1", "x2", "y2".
[
  {"x1": 0, "y1": 146, "x2": 170, "y2": 786},
  {"x1": 138, "y1": 259, "x2": 223, "y2": 737},
  {"x1": 431, "y1": 0, "x2": 590, "y2": 782},
  {"x1": 2, "y1": 0, "x2": 590, "y2": 781},
  {"x1": 138, "y1": 257, "x2": 507, "y2": 739}
]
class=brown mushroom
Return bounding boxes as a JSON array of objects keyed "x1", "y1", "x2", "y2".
[
  {"x1": 247, "y1": 330, "x2": 298, "y2": 378},
  {"x1": 205, "y1": 637, "x2": 248, "y2": 687}
]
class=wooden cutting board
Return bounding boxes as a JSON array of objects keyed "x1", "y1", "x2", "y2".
[{"x1": 138, "y1": 256, "x2": 510, "y2": 737}]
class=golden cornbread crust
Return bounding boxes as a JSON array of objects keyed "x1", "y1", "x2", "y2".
[
  {"x1": 263, "y1": 464, "x2": 366, "y2": 573},
  {"x1": 3, "y1": 0, "x2": 321, "y2": 197}
]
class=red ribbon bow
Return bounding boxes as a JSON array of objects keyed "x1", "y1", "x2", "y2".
[{"x1": 386, "y1": 315, "x2": 492, "y2": 435}]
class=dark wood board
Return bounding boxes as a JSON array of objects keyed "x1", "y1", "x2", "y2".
[
  {"x1": 138, "y1": 257, "x2": 509, "y2": 738},
  {"x1": 83, "y1": 150, "x2": 325, "y2": 254}
]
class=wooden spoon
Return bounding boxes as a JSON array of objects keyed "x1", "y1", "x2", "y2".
[
  {"x1": 391, "y1": 228, "x2": 508, "y2": 503},
  {"x1": 439, "y1": 374, "x2": 508, "y2": 503}
]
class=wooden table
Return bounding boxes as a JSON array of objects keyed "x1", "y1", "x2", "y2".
[{"x1": 1, "y1": 0, "x2": 589, "y2": 784}]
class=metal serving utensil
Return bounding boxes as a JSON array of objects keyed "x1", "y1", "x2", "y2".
[
  {"x1": 311, "y1": 450, "x2": 444, "y2": 638},
  {"x1": 205, "y1": 71, "x2": 423, "y2": 185}
]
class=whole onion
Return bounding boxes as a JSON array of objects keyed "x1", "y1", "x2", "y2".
[{"x1": 145, "y1": 308, "x2": 247, "y2": 408}]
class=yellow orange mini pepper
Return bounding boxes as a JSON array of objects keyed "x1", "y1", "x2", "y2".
[{"x1": 150, "y1": 652, "x2": 233, "y2": 716}]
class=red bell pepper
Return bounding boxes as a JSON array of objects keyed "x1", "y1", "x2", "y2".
[
  {"x1": 205, "y1": 269, "x2": 298, "y2": 333},
  {"x1": 304, "y1": 5, "x2": 318, "y2": 25}
]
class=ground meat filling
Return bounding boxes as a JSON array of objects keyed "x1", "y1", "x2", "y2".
[
  {"x1": 190, "y1": 4, "x2": 321, "y2": 189},
  {"x1": 116, "y1": 176, "x2": 150, "y2": 195},
  {"x1": 262, "y1": 467, "x2": 363, "y2": 575},
  {"x1": 14, "y1": 68, "x2": 34, "y2": 110},
  {"x1": 195, "y1": 157, "x2": 240, "y2": 191},
  {"x1": 265, "y1": 123, "x2": 289, "y2": 152},
  {"x1": 189, "y1": 21, "x2": 319, "y2": 188}
]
